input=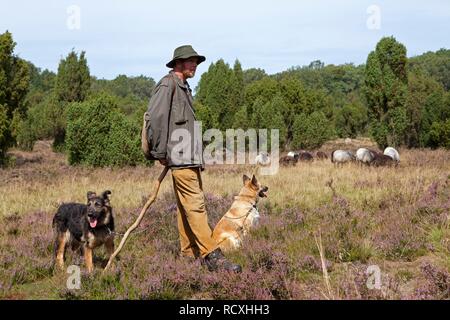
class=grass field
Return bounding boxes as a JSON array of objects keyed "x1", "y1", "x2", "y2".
[{"x1": 0, "y1": 139, "x2": 449, "y2": 299}]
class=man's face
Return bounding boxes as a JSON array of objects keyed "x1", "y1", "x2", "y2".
[{"x1": 178, "y1": 57, "x2": 198, "y2": 79}]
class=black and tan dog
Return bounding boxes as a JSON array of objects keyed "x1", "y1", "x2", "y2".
[
  {"x1": 52, "y1": 190, "x2": 115, "y2": 273},
  {"x1": 212, "y1": 175, "x2": 268, "y2": 252}
]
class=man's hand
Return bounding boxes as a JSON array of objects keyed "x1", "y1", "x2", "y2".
[{"x1": 158, "y1": 159, "x2": 168, "y2": 166}]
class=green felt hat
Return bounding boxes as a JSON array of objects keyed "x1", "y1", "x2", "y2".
[{"x1": 166, "y1": 45, "x2": 206, "y2": 68}]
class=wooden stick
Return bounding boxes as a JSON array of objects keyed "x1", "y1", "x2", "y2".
[{"x1": 104, "y1": 166, "x2": 169, "y2": 272}]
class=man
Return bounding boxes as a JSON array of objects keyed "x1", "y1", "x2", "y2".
[{"x1": 146, "y1": 45, "x2": 241, "y2": 273}]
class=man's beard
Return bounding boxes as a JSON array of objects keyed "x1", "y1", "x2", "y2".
[{"x1": 183, "y1": 70, "x2": 195, "y2": 79}]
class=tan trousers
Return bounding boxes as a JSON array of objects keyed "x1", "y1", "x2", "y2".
[{"x1": 171, "y1": 167, "x2": 218, "y2": 258}]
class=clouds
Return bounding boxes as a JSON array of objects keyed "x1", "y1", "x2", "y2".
[{"x1": 1, "y1": 0, "x2": 449, "y2": 88}]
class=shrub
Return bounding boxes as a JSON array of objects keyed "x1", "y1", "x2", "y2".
[
  {"x1": 15, "y1": 96, "x2": 65, "y2": 151},
  {"x1": 65, "y1": 94, "x2": 149, "y2": 167},
  {"x1": 428, "y1": 120, "x2": 450, "y2": 149}
]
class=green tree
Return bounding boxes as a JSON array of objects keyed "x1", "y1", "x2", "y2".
[
  {"x1": 0, "y1": 105, "x2": 9, "y2": 164},
  {"x1": 255, "y1": 95, "x2": 287, "y2": 147},
  {"x1": 428, "y1": 120, "x2": 450, "y2": 149},
  {"x1": 405, "y1": 70, "x2": 444, "y2": 147},
  {"x1": 335, "y1": 101, "x2": 368, "y2": 138},
  {"x1": 0, "y1": 31, "x2": 30, "y2": 163},
  {"x1": 194, "y1": 101, "x2": 218, "y2": 131},
  {"x1": 56, "y1": 50, "x2": 90, "y2": 103},
  {"x1": 409, "y1": 48, "x2": 450, "y2": 91},
  {"x1": 365, "y1": 36, "x2": 408, "y2": 148},
  {"x1": 232, "y1": 105, "x2": 249, "y2": 130},
  {"x1": 230, "y1": 60, "x2": 244, "y2": 115},
  {"x1": 195, "y1": 59, "x2": 240, "y2": 130},
  {"x1": 91, "y1": 74, "x2": 155, "y2": 101},
  {"x1": 244, "y1": 76, "x2": 279, "y2": 112},
  {"x1": 292, "y1": 111, "x2": 334, "y2": 149},
  {"x1": 420, "y1": 90, "x2": 449, "y2": 147},
  {"x1": 16, "y1": 95, "x2": 64, "y2": 150},
  {"x1": 24, "y1": 63, "x2": 56, "y2": 108},
  {"x1": 243, "y1": 68, "x2": 267, "y2": 85},
  {"x1": 53, "y1": 50, "x2": 91, "y2": 150}
]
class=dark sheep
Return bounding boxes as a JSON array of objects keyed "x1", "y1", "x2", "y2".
[
  {"x1": 280, "y1": 155, "x2": 298, "y2": 166},
  {"x1": 298, "y1": 151, "x2": 313, "y2": 161},
  {"x1": 316, "y1": 151, "x2": 328, "y2": 160},
  {"x1": 371, "y1": 153, "x2": 395, "y2": 167}
]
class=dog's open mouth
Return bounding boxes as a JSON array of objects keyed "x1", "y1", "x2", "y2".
[
  {"x1": 89, "y1": 217, "x2": 98, "y2": 228},
  {"x1": 258, "y1": 188, "x2": 268, "y2": 198}
]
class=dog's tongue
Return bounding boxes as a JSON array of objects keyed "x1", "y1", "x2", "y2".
[{"x1": 89, "y1": 218, "x2": 97, "y2": 228}]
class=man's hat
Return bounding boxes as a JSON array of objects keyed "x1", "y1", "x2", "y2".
[{"x1": 166, "y1": 45, "x2": 206, "y2": 68}]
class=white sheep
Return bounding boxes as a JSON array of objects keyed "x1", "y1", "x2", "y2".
[
  {"x1": 287, "y1": 151, "x2": 299, "y2": 158},
  {"x1": 255, "y1": 152, "x2": 271, "y2": 166},
  {"x1": 356, "y1": 148, "x2": 375, "y2": 165},
  {"x1": 331, "y1": 150, "x2": 355, "y2": 165},
  {"x1": 384, "y1": 147, "x2": 400, "y2": 162}
]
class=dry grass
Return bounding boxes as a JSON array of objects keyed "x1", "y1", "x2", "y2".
[{"x1": 2, "y1": 140, "x2": 448, "y2": 218}]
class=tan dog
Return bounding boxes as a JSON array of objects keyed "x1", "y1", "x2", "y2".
[{"x1": 212, "y1": 174, "x2": 268, "y2": 252}]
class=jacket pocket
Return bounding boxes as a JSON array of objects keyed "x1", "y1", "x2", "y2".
[{"x1": 172, "y1": 101, "x2": 189, "y2": 125}]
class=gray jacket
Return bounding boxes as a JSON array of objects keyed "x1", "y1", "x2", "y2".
[{"x1": 147, "y1": 71, "x2": 204, "y2": 169}]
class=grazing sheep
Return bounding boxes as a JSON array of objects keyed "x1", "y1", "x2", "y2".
[
  {"x1": 384, "y1": 147, "x2": 400, "y2": 162},
  {"x1": 255, "y1": 152, "x2": 271, "y2": 166},
  {"x1": 280, "y1": 155, "x2": 298, "y2": 166},
  {"x1": 298, "y1": 151, "x2": 313, "y2": 161},
  {"x1": 371, "y1": 153, "x2": 395, "y2": 167},
  {"x1": 287, "y1": 151, "x2": 299, "y2": 159},
  {"x1": 316, "y1": 151, "x2": 328, "y2": 160},
  {"x1": 331, "y1": 150, "x2": 355, "y2": 166},
  {"x1": 356, "y1": 148, "x2": 375, "y2": 165}
]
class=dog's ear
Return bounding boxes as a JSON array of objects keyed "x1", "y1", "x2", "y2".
[
  {"x1": 87, "y1": 191, "x2": 96, "y2": 203},
  {"x1": 101, "y1": 190, "x2": 112, "y2": 199},
  {"x1": 251, "y1": 175, "x2": 258, "y2": 186},
  {"x1": 243, "y1": 174, "x2": 251, "y2": 185},
  {"x1": 101, "y1": 190, "x2": 112, "y2": 205}
]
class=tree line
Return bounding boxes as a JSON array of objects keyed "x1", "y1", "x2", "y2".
[
  {"x1": 195, "y1": 37, "x2": 449, "y2": 150},
  {"x1": 0, "y1": 30, "x2": 449, "y2": 167}
]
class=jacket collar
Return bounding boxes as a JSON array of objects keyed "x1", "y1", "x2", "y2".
[{"x1": 169, "y1": 71, "x2": 190, "y2": 90}]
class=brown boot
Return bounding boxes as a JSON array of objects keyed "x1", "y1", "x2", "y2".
[{"x1": 203, "y1": 249, "x2": 242, "y2": 273}]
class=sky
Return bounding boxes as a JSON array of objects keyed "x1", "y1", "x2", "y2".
[{"x1": 1, "y1": 0, "x2": 449, "y2": 89}]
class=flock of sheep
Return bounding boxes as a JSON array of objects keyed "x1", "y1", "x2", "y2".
[
  {"x1": 256, "y1": 147, "x2": 400, "y2": 167},
  {"x1": 331, "y1": 147, "x2": 400, "y2": 166}
]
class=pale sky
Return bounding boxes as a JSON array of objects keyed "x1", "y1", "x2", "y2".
[{"x1": 1, "y1": 0, "x2": 449, "y2": 89}]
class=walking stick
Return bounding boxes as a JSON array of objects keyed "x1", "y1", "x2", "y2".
[{"x1": 104, "y1": 166, "x2": 169, "y2": 272}]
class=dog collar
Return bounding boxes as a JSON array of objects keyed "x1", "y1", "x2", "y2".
[{"x1": 233, "y1": 195, "x2": 257, "y2": 207}]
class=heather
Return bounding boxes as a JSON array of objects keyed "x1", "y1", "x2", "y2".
[{"x1": 0, "y1": 141, "x2": 449, "y2": 299}]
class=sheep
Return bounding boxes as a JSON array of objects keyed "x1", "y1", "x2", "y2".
[
  {"x1": 331, "y1": 150, "x2": 355, "y2": 166},
  {"x1": 371, "y1": 152, "x2": 396, "y2": 167},
  {"x1": 280, "y1": 155, "x2": 298, "y2": 166},
  {"x1": 255, "y1": 152, "x2": 271, "y2": 166},
  {"x1": 356, "y1": 148, "x2": 375, "y2": 166},
  {"x1": 298, "y1": 151, "x2": 313, "y2": 161},
  {"x1": 384, "y1": 147, "x2": 400, "y2": 163},
  {"x1": 287, "y1": 151, "x2": 299, "y2": 159},
  {"x1": 316, "y1": 151, "x2": 328, "y2": 160}
]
